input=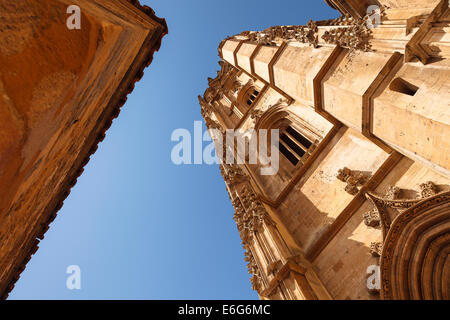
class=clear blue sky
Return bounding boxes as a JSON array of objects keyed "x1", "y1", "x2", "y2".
[{"x1": 9, "y1": 0, "x2": 338, "y2": 299}]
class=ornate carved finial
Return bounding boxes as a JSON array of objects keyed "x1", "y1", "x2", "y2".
[
  {"x1": 337, "y1": 167, "x2": 352, "y2": 182},
  {"x1": 337, "y1": 167, "x2": 369, "y2": 195},
  {"x1": 199, "y1": 61, "x2": 237, "y2": 106},
  {"x1": 321, "y1": 10, "x2": 376, "y2": 52},
  {"x1": 220, "y1": 163, "x2": 247, "y2": 186},
  {"x1": 420, "y1": 181, "x2": 437, "y2": 198},
  {"x1": 370, "y1": 242, "x2": 383, "y2": 257},
  {"x1": 363, "y1": 208, "x2": 380, "y2": 228},
  {"x1": 385, "y1": 186, "x2": 401, "y2": 200},
  {"x1": 246, "y1": 23, "x2": 319, "y2": 48},
  {"x1": 250, "y1": 108, "x2": 264, "y2": 123},
  {"x1": 267, "y1": 260, "x2": 283, "y2": 276},
  {"x1": 239, "y1": 12, "x2": 375, "y2": 51},
  {"x1": 322, "y1": 23, "x2": 372, "y2": 51}
]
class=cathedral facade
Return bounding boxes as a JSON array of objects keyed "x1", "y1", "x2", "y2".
[{"x1": 199, "y1": 0, "x2": 450, "y2": 299}]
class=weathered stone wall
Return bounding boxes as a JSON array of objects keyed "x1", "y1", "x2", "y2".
[
  {"x1": 202, "y1": 0, "x2": 450, "y2": 300},
  {"x1": 0, "y1": 0, "x2": 167, "y2": 298}
]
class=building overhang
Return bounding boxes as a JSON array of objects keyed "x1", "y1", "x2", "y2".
[{"x1": 0, "y1": 0, "x2": 167, "y2": 299}]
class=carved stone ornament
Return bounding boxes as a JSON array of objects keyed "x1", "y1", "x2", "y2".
[
  {"x1": 337, "y1": 167, "x2": 369, "y2": 195},
  {"x1": 266, "y1": 260, "x2": 283, "y2": 276},
  {"x1": 200, "y1": 61, "x2": 237, "y2": 105},
  {"x1": 247, "y1": 20, "x2": 319, "y2": 47},
  {"x1": 364, "y1": 182, "x2": 441, "y2": 239},
  {"x1": 385, "y1": 186, "x2": 401, "y2": 200},
  {"x1": 379, "y1": 191, "x2": 450, "y2": 300},
  {"x1": 233, "y1": 185, "x2": 274, "y2": 244},
  {"x1": 238, "y1": 10, "x2": 380, "y2": 52},
  {"x1": 245, "y1": 247, "x2": 263, "y2": 293},
  {"x1": 250, "y1": 108, "x2": 264, "y2": 123},
  {"x1": 420, "y1": 181, "x2": 437, "y2": 198},
  {"x1": 363, "y1": 186, "x2": 400, "y2": 228},
  {"x1": 363, "y1": 208, "x2": 380, "y2": 228},
  {"x1": 231, "y1": 79, "x2": 244, "y2": 94},
  {"x1": 250, "y1": 98, "x2": 290, "y2": 126},
  {"x1": 230, "y1": 184, "x2": 276, "y2": 295},
  {"x1": 321, "y1": 17, "x2": 372, "y2": 51},
  {"x1": 202, "y1": 114, "x2": 222, "y2": 132},
  {"x1": 220, "y1": 163, "x2": 247, "y2": 187},
  {"x1": 362, "y1": 181, "x2": 447, "y2": 297},
  {"x1": 370, "y1": 242, "x2": 383, "y2": 257}
]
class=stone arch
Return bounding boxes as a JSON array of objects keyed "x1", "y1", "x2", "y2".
[
  {"x1": 236, "y1": 80, "x2": 261, "y2": 111},
  {"x1": 380, "y1": 192, "x2": 450, "y2": 300},
  {"x1": 247, "y1": 102, "x2": 324, "y2": 200},
  {"x1": 254, "y1": 103, "x2": 290, "y2": 132},
  {"x1": 254, "y1": 102, "x2": 322, "y2": 152}
]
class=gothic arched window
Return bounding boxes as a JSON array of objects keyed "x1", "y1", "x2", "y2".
[
  {"x1": 247, "y1": 102, "x2": 331, "y2": 201},
  {"x1": 254, "y1": 104, "x2": 321, "y2": 172},
  {"x1": 246, "y1": 89, "x2": 260, "y2": 107}
]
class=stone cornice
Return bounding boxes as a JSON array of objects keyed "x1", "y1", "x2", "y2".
[{"x1": 0, "y1": 0, "x2": 167, "y2": 300}]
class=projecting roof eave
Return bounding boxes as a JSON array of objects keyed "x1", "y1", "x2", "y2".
[
  {"x1": 324, "y1": 0, "x2": 337, "y2": 9},
  {"x1": 0, "y1": 0, "x2": 167, "y2": 299}
]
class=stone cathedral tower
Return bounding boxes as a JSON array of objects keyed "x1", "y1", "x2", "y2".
[{"x1": 199, "y1": 0, "x2": 450, "y2": 299}]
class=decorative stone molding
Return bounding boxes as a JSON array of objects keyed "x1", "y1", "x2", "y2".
[
  {"x1": 235, "y1": 185, "x2": 274, "y2": 242},
  {"x1": 260, "y1": 255, "x2": 315, "y2": 299},
  {"x1": 380, "y1": 191, "x2": 450, "y2": 300},
  {"x1": 404, "y1": 0, "x2": 449, "y2": 64},
  {"x1": 365, "y1": 182, "x2": 442, "y2": 241},
  {"x1": 363, "y1": 181, "x2": 449, "y2": 299},
  {"x1": 250, "y1": 108, "x2": 264, "y2": 124},
  {"x1": 236, "y1": 10, "x2": 381, "y2": 52},
  {"x1": 200, "y1": 61, "x2": 237, "y2": 105},
  {"x1": 230, "y1": 183, "x2": 277, "y2": 295},
  {"x1": 321, "y1": 15, "x2": 373, "y2": 51},
  {"x1": 198, "y1": 95, "x2": 214, "y2": 121},
  {"x1": 243, "y1": 245, "x2": 263, "y2": 293},
  {"x1": 250, "y1": 98, "x2": 291, "y2": 125},
  {"x1": 220, "y1": 163, "x2": 247, "y2": 187},
  {"x1": 337, "y1": 167, "x2": 370, "y2": 195},
  {"x1": 245, "y1": 20, "x2": 319, "y2": 48},
  {"x1": 363, "y1": 186, "x2": 400, "y2": 228},
  {"x1": 385, "y1": 186, "x2": 401, "y2": 200},
  {"x1": 199, "y1": 100, "x2": 223, "y2": 132},
  {"x1": 363, "y1": 208, "x2": 380, "y2": 228},
  {"x1": 325, "y1": 14, "x2": 357, "y2": 26}
]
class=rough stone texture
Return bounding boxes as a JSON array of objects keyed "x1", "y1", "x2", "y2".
[
  {"x1": 200, "y1": 0, "x2": 449, "y2": 300},
  {"x1": 0, "y1": 0, "x2": 167, "y2": 299}
]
